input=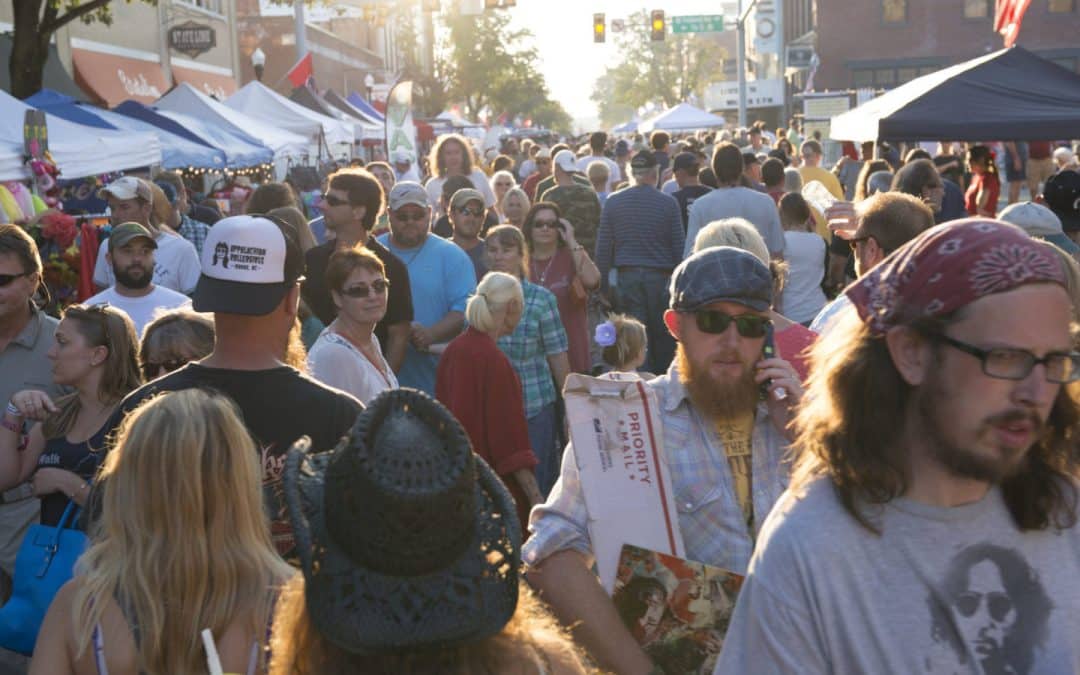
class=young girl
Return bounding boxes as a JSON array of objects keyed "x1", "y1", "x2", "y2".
[
  {"x1": 595, "y1": 313, "x2": 650, "y2": 377},
  {"x1": 966, "y1": 144, "x2": 1001, "y2": 217}
]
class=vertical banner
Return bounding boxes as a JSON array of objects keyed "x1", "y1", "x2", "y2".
[{"x1": 385, "y1": 80, "x2": 418, "y2": 164}]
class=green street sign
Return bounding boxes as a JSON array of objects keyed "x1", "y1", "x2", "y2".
[{"x1": 671, "y1": 14, "x2": 725, "y2": 34}]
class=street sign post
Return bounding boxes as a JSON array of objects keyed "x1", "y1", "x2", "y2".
[{"x1": 671, "y1": 15, "x2": 725, "y2": 34}]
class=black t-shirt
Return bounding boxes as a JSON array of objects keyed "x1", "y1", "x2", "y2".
[
  {"x1": 104, "y1": 364, "x2": 362, "y2": 559},
  {"x1": 673, "y1": 185, "x2": 713, "y2": 232},
  {"x1": 302, "y1": 237, "x2": 414, "y2": 348}
]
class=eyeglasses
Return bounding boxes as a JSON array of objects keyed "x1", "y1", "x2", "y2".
[
  {"x1": 689, "y1": 310, "x2": 772, "y2": 338},
  {"x1": 340, "y1": 279, "x2": 390, "y2": 298},
  {"x1": 393, "y1": 210, "x2": 428, "y2": 222},
  {"x1": 320, "y1": 192, "x2": 349, "y2": 207},
  {"x1": 142, "y1": 358, "x2": 187, "y2": 379},
  {"x1": 848, "y1": 235, "x2": 872, "y2": 251},
  {"x1": 455, "y1": 206, "x2": 485, "y2": 217},
  {"x1": 0, "y1": 271, "x2": 31, "y2": 287},
  {"x1": 933, "y1": 333, "x2": 1080, "y2": 383},
  {"x1": 955, "y1": 591, "x2": 1013, "y2": 622},
  {"x1": 532, "y1": 219, "x2": 562, "y2": 230}
]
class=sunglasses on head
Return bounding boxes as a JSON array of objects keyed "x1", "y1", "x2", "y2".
[
  {"x1": 320, "y1": 193, "x2": 349, "y2": 207},
  {"x1": 690, "y1": 310, "x2": 771, "y2": 338},
  {"x1": 455, "y1": 206, "x2": 485, "y2": 217},
  {"x1": 0, "y1": 271, "x2": 31, "y2": 287},
  {"x1": 341, "y1": 279, "x2": 389, "y2": 298},
  {"x1": 532, "y1": 219, "x2": 563, "y2": 230},
  {"x1": 142, "y1": 358, "x2": 187, "y2": 379}
]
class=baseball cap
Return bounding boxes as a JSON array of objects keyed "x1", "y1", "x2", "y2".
[
  {"x1": 615, "y1": 140, "x2": 630, "y2": 157},
  {"x1": 630, "y1": 150, "x2": 658, "y2": 170},
  {"x1": 153, "y1": 180, "x2": 177, "y2": 205},
  {"x1": 387, "y1": 181, "x2": 429, "y2": 211},
  {"x1": 449, "y1": 188, "x2": 485, "y2": 211},
  {"x1": 391, "y1": 149, "x2": 413, "y2": 165},
  {"x1": 670, "y1": 246, "x2": 773, "y2": 312},
  {"x1": 1043, "y1": 170, "x2": 1080, "y2": 232},
  {"x1": 673, "y1": 152, "x2": 699, "y2": 173},
  {"x1": 192, "y1": 214, "x2": 305, "y2": 316},
  {"x1": 553, "y1": 150, "x2": 579, "y2": 174},
  {"x1": 999, "y1": 201, "x2": 1080, "y2": 254},
  {"x1": 108, "y1": 222, "x2": 157, "y2": 251},
  {"x1": 98, "y1": 176, "x2": 152, "y2": 202}
]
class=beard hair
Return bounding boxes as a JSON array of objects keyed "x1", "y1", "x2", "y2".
[
  {"x1": 913, "y1": 368, "x2": 1040, "y2": 484},
  {"x1": 675, "y1": 344, "x2": 759, "y2": 421},
  {"x1": 114, "y1": 264, "x2": 152, "y2": 290}
]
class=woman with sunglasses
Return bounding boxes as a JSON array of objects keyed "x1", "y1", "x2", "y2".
[
  {"x1": 485, "y1": 225, "x2": 570, "y2": 497},
  {"x1": 0, "y1": 304, "x2": 141, "y2": 528},
  {"x1": 307, "y1": 246, "x2": 397, "y2": 404},
  {"x1": 139, "y1": 309, "x2": 214, "y2": 381},
  {"x1": 523, "y1": 203, "x2": 600, "y2": 374}
]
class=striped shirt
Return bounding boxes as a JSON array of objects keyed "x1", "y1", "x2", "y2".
[
  {"x1": 594, "y1": 184, "x2": 685, "y2": 289},
  {"x1": 523, "y1": 362, "x2": 790, "y2": 575}
]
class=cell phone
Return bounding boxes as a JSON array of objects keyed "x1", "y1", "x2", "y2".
[{"x1": 760, "y1": 324, "x2": 787, "y2": 401}]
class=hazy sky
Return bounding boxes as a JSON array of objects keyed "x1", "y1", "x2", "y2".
[{"x1": 506, "y1": 0, "x2": 737, "y2": 126}]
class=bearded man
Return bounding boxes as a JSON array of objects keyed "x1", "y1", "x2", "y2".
[
  {"x1": 716, "y1": 219, "x2": 1080, "y2": 674},
  {"x1": 525, "y1": 246, "x2": 802, "y2": 675}
]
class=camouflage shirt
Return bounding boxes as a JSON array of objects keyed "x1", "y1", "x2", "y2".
[{"x1": 540, "y1": 184, "x2": 602, "y2": 254}]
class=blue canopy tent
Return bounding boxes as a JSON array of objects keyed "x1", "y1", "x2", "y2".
[
  {"x1": 325, "y1": 89, "x2": 382, "y2": 126},
  {"x1": 346, "y1": 93, "x2": 385, "y2": 123},
  {"x1": 25, "y1": 90, "x2": 226, "y2": 171},
  {"x1": 113, "y1": 100, "x2": 272, "y2": 169}
]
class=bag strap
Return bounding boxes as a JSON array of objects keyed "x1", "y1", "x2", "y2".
[{"x1": 56, "y1": 499, "x2": 83, "y2": 531}]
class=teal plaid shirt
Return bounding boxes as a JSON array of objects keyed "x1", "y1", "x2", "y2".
[{"x1": 497, "y1": 281, "x2": 569, "y2": 419}]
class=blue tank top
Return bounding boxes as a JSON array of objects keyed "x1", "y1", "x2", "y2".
[{"x1": 36, "y1": 424, "x2": 108, "y2": 527}]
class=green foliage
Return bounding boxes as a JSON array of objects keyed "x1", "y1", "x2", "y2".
[{"x1": 591, "y1": 10, "x2": 726, "y2": 128}]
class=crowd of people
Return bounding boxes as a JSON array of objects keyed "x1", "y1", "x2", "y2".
[{"x1": 0, "y1": 121, "x2": 1079, "y2": 674}]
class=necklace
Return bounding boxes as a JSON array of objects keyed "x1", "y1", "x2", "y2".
[{"x1": 533, "y1": 251, "x2": 557, "y2": 286}]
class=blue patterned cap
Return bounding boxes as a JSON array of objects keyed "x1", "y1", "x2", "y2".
[{"x1": 670, "y1": 246, "x2": 773, "y2": 312}]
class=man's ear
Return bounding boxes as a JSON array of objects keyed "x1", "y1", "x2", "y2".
[
  {"x1": 885, "y1": 325, "x2": 932, "y2": 386},
  {"x1": 352, "y1": 205, "x2": 367, "y2": 226},
  {"x1": 663, "y1": 309, "x2": 682, "y2": 341}
]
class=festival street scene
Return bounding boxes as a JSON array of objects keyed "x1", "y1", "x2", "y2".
[{"x1": 1, "y1": 0, "x2": 1080, "y2": 672}]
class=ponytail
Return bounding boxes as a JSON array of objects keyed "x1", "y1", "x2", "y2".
[{"x1": 466, "y1": 272, "x2": 523, "y2": 334}]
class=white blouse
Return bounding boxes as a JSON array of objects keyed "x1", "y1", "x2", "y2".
[{"x1": 307, "y1": 329, "x2": 398, "y2": 404}]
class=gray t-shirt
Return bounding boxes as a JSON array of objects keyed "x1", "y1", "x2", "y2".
[
  {"x1": 715, "y1": 476, "x2": 1080, "y2": 675},
  {"x1": 685, "y1": 186, "x2": 785, "y2": 258}
]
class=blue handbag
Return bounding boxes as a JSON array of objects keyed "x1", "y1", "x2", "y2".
[{"x1": 0, "y1": 500, "x2": 88, "y2": 655}]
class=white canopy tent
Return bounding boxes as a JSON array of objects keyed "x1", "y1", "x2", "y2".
[
  {"x1": 324, "y1": 102, "x2": 382, "y2": 141},
  {"x1": 0, "y1": 89, "x2": 160, "y2": 181},
  {"x1": 156, "y1": 83, "x2": 309, "y2": 164},
  {"x1": 638, "y1": 103, "x2": 726, "y2": 133},
  {"x1": 226, "y1": 81, "x2": 355, "y2": 151}
]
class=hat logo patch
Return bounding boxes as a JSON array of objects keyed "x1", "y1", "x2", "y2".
[
  {"x1": 212, "y1": 241, "x2": 267, "y2": 272},
  {"x1": 212, "y1": 241, "x2": 230, "y2": 268}
]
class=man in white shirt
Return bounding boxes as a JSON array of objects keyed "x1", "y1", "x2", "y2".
[
  {"x1": 576, "y1": 132, "x2": 620, "y2": 193},
  {"x1": 392, "y1": 149, "x2": 422, "y2": 183},
  {"x1": 92, "y1": 176, "x2": 201, "y2": 294},
  {"x1": 85, "y1": 222, "x2": 191, "y2": 336}
]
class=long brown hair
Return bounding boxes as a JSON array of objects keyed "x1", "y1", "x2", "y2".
[
  {"x1": 43, "y1": 304, "x2": 142, "y2": 440},
  {"x1": 854, "y1": 159, "x2": 891, "y2": 202},
  {"x1": 791, "y1": 310, "x2": 1080, "y2": 533},
  {"x1": 428, "y1": 134, "x2": 474, "y2": 178}
]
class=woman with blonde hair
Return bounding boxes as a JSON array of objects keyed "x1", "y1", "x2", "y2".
[
  {"x1": 0, "y1": 304, "x2": 141, "y2": 527},
  {"x1": 424, "y1": 134, "x2": 496, "y2": 217},
  {"x1": 693, "y1": 218, "x2": 816, "y2": 381},
  {"x1": 270, "y1": 389, "x2": 587, "y2": 675},
  {"x1": 501, "y1": 187, "x2": 530, "y2": 228},
  {"x1": 31, "y1": 389, "x2": 293, "y2": 675},
  {"x1": 437, "y1": 271, "x2": 541, "y2": 531},
  {"x1": 490, "y1": 170, "x2": 517, "y2": 221}
]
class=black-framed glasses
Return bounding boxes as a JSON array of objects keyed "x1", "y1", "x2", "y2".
[
  {"x1": 689, "y1": 310, "x2": 772, "y2": 338},
  {"x1": 0, "y1": 271, "x2": 31, "y2": 287},
  {"x1": 320, "y1": 192, "x2": 349, "y2": 207},
  {"x1": 455, "y1": 206, "x2": 485, "y2": 217},
  {"x1": 142, "y1": 359, "x2": 187, "y2": 379},
  {"x1": 341, "y1": 279, "x2": 389, "y2": 298},
  {"x1": 933, "y1": 333, "x2": 1080, "y2": 383},
  {"x1": 393, "y1": 210, "x2": 428, "y2": 222},
  {"x1": 532, "y1": 219, "x2": 562, "y2": 230}
]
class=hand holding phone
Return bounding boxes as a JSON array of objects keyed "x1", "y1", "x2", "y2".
[{"x1": 759, "y1": 324, "x2": 788, "y2": 402}]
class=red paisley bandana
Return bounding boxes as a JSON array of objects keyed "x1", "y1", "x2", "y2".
[{"x1": 845, "y1": 218, "x2": 1066, "y2": 335}]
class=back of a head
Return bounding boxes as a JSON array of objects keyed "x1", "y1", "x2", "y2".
[
  {"x1": 442, "y1": 175, "x2": 476, "y2": 201},
  {"x1": 711, "y1": 142, "x2": 745, "y2": 185},
  {"x1": 891, "y1": 159, "x2": 938, "y2": 196},
  {"x1": 590, "y1": 131, "x2": 607, "y2": 153},
  {"x1": 139, "y1": 309, "x2": 215, "y2": 368},
  {"x1": 586, "y1": 160, "x2": 610, "y2": 183},
  {"x1": 466, "y1": 272, "x2": 523, "y2": 333},
  {"x1": 857, "y1": 191, "x2": 935, "y2": 254},
  {"x1": 246, "y1": 182, "x2": 298, "y2": 215},
  {"x1": 147, "y1": 181, "x2": 173, "y2": 227},
  {"x1": 779, "y1": 192, "x2": 812, "y2": 228},
  {"x1": 801, "y1": 139, "x2": 823, "y2": 158},
  {"x1": 267, "y1": 206, "x2": 308, "y2": 237},
  {"x1": 783, "y1": 167, "x2": 803, "y2": 193},
  {"x1": 650, "y1": 130, "x2": 670, "y2": 151},
  {"x1": 761, "y1": 158, "x2": 785, "y2": 188},
  {"x1": 904, "y1": 148, "x2": 932, "y2": 164},
  {"x1": 692, "y1": 217, "x2": 770, "y2": 264}
]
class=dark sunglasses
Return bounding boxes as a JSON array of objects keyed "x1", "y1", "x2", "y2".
[
  {"x1": 393, "y1": 210, "x2": 428, "y2": 222},
  {"x1": 455, "y1": 206, "x2": 485, "y2": 217},
  {"x1": 532, "y1": 219, "x2": 563, "y2": 230},
  {"x1": 320, "y1": 192, "x2": 349, "y2": 207},
  {"x1": 341, "y1": 279, "x2": 390, "y2": 298},
  {"x1": 142, "y1": 359, "x2": 187, "y2": 379},
  {"x1": 691, "y1": 310, "x2": 772, "y2": 338},
  {"x1": 0, "y1": 271, "x2": 31, "y2": 287}
]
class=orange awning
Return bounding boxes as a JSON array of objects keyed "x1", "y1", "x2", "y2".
[
  {"x1": 171, "y1": 65, "x2": 237, "y2": 101},
  {"x1": 72, "y1": 48, "x2": 169, "y2": 107}
]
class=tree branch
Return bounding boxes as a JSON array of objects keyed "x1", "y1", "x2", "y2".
[{"x1": 41, "y1": 0, "x2": 114, "y2": 33}]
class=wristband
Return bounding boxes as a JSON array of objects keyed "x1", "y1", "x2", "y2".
[
  {"x1": 1, "y1": 418, "x2": 20, "y2": 434},
  {"x1": 5, "y1": 402, "x2": 20, "y2": 417}
]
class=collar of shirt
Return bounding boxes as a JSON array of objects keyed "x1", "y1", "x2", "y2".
[{"x1": 12, "y1": 302, "x2": 46, "y2": 350}]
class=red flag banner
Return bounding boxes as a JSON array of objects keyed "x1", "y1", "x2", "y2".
[
  {"x1": 285, "y1": 52, "x2": 313, "y2": 89},
  {"x1": 994, "y1": 0, "x2": 1032, "y2": 47}
]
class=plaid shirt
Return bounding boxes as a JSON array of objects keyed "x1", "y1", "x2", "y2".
[
  {"x1": 177, "y1": 214, "x2": 210, "y2": 257},
  {"x1": 497, "y1": 281, "x2": 568, "y2": 419},
  {"x1": 523, "y1": 362, "x2": 790, "y2": 575}
]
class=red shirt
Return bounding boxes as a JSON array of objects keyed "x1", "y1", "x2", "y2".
[
  {"x1": 436, "y1": 327, "x2": 538, "y2": 530},
  {"x1": 965, "y1": 172, "x2": 1000, "y2": 216},
  {"x1": 1029, "y1": 141, "x2": 1053, "y2": 160},
  {"x1": 522, "y1": 173, "x2": 544, "y2": 201},
  {"x1": 530, "y1": 248, "x2": 590, "y2": 373},
  {"x1": 776, "y1": 322, "x2": 817, "y2": 382}
]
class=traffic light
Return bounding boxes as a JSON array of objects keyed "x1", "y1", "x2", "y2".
[
  {"x1": 650, "y1": 10, "x2": 665, "y2": 41},
  {"x1": 593, "y1": 13, "x2": 606, "y2": 43}
]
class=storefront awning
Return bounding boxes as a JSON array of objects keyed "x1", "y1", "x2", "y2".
[
  {"x1": 72, "y1": 48, "x2": 169, "y2": 107},
  {"x1": 171, "y1": 64, "x2": 237, "y2": 101}
]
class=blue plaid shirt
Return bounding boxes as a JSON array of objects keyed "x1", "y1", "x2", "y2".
[
  {"x1": 497, "y1": 281, "x2": 569, "y2": 419},
  {"x1": 177, "y1": 214, "x2": 210, "y2": 257},
  {"x1": 523, "y1": 363, "x2": 790, "y2": 575}
]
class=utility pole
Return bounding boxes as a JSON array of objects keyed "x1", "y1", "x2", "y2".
[
  {"x1": 736, "y1": 0, "x2": 759, "y2": 129},
  {"x1": 294, "y1": 0, "x2": 308, "y2": 60}
]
